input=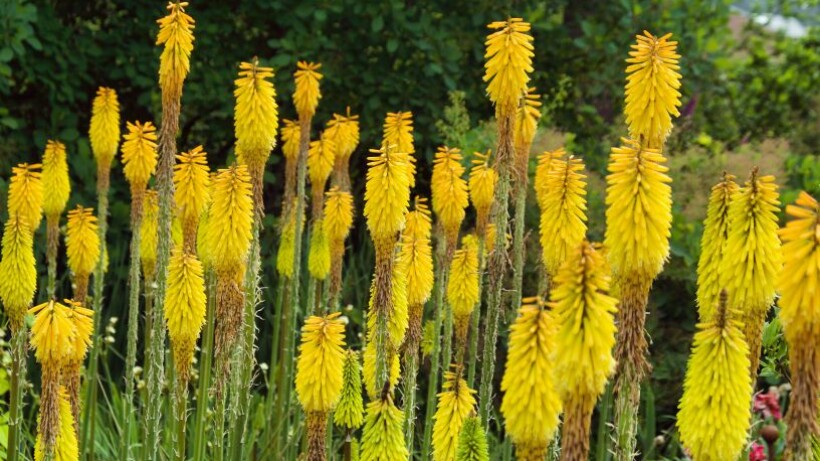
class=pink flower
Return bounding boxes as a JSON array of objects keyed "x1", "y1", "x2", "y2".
[
  {"x1": 753, "y1": 390, "x2": 782, "y2": 421},
  {"x1": 749, "y1": 442, "x2": 766, "y2": 461}
]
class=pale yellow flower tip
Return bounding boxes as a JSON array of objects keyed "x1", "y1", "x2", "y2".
[
  {"x1": 89, "y1": 87, "x2": 120, "y2": 168},
  {"x1": 234, "y1": 59, "x2": 279, "y2": 168},
  {"x1": 121, "y1": 121, "x2": 158, "y2": 190},
  {"x1": 41, "y1": 140, "x2": 71, "y2": 218},
  {"x1": 295, "y1": 313, "x2": 346, "y2": 413},
  {"x1": 156, "y1": 1, "x2": 195, "y2": 101},
  {"x1": 624, "y1": 31, "x2": 682, "y2": 148},
  {"x1": 293, "y1": 61, "x2": 322, "y2": 119},
  {"x1": 483, "y1": 18, "x2": 534, "y2": 116}
]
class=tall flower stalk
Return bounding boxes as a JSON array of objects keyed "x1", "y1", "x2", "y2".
[
  {"x1": 510, "y1": 87, "x2": 540, "y2": 318},
  {"x1": 610, "y1": 31, "x2": 680, "y2": 459},
  {"x1": 41, "y1": 140, "x2": 71, "y2": 298},
  {"x1": 778, "y1": 192, "x2": 820, "y2": 459},
  {"x1": 204, "y1": 165, "x2": 253, "y2": 460},
  {"x1": 479, "y1": 17, "x2": 534, "y2": 430},
  {"x1": 64, "y1": 205, "x2": 100, "y2": 438},
  {"x1": 324, "y1": 187, "x2": 354, "y2": 308},
  {"x1": 145, "y1": 3, "x2": 195, "y2": 458},
  {"x1": 119, "y1": 120, "x2": 158, "y2": 459},
  {"x1": 551, "y1": 242, "x2": 617, "y2": 461},
  {"x1": 398, "y1": 197, "x2": 434, "y2": 451},
  {"x1": 0, "y1": 163, "x2": 41, "y2": 461},
  {"x1": 274, "y1": 62, "x2": 322, "y2": 453}
]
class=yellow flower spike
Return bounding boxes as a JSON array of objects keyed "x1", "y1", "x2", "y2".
[
  {"x1": 89, "y1": 87, "x2": 121, "y2": 172},
  {"x1": 308, "y1": 220, "x2": 331, "y2": 280},
  {"x1": 324, "y1": 187, "x2": 354, "y2": 244},
  {"x1": 140, "y1": 190, "x2": 159, "y2": 280},
  {"x1": 334, "y1": 350, "x2": 365, "y2": 430},
  {"x1": 533, "y1": 148, "x2": 565, "y2": 212},
  {"x1": 539, "y1": 156, "x2": 588, "y2": 278},
  {"x1": 174, "y1": 145, "x2": 210, "y2": 247},
  {"x1": 65, "y1": 206, "x2": 101, "y2": 280},
  {"x1": 433, "y1": 371, "x2": 477, "y2": 461},
  {"x1": 121, "y1": 121, "x2": 158, "y2": 193},
  {"x1": 448, "y1": 235, "x2": 480, "y2": 353},
  {"x1": 164, "y1": 248, "x2": 206, "y2": 380},
  {"x1": 293, "y1": 61, "x2": 322, "y2": 119},
  {"x1": 551, "y1": 242, "x2": 617, "y2": 461},
  {"x1": 364, "y1": 143, "x2": 412, "y2": 250},
  {"x1": 604, "y1": 137, "x2": 672, "y2": 280},
  {"x1": 64, "y1": 300, "x2": 94, "y2": 365},
  {"x1": 513, "y1": 88, "x2": 541, "y2": 178},
  {"x1": 360, "y1": 396, "x2": 408, "y2": 461},
  {"x1": 41, "y1": 140, "x2": 71, "y2": 220},
  {"x1": 156, "y1": 1, "x2": 195, "y2": 103},
  {"x1": 295, "y1": 313, "x2": 347, "y2": 413},
  {"x1": 276, "y1": 208, "x2": 299, "y2": 278},
  {"x1": 469, "y1": 150, "x2": 498, "y2": 234},
  {"x1": 7, "y1": 162, "x2": 43, "y2": 233},
  {"x1": 399, "y1": 197, "x2": 435, "y2": 307},
  {"x1": 455, "y1": 416, "x2": 490, "y2": 461},
  {"x1": 484, "y1": 18, "x2": 534, "y2": 117},
  {"x1": 778, "y1": 191, "x2": 820, "y2": 339},
  {"x1": 431, "y1": 146, "x2": 469, "y2": 246},
  {"x1": 29, "y1": 300, "x2": 75, "y2": 368},
  {"x1": 696, "y1": 173, "x2": 738, "y2": 321},
  {"x1": 281, "y1": 119, "x2": 301, "y2": 163},
  {"x1": 328, "y1": 109, "x2": 361, "y2": 163},
  {"x1": 624, "y1": 31, "x2": 682, "y2": 148},
  {"x1": 34, "y1": 388, "x2": 78, "y2": 461},
  {"x1": 551, "y1": 242, "x2": 617, "y2": 400},
  {"x1": 205, "y1": 165, "x2": 254, "y2": 277},
  {"x1": 308, "y1": 134, "x2": 336, "y2": 194},
  {"x1": 777, "y1": 192, "x2": 820, "y2": 456},
  {"x1": 234, "y1": 60, "x2": 279, "y2": 170},
  {"x1": 0, "y1": 215, "x2": 36, "y2": 327},
  {"x1": 721, "y1": 169, "x2": 781, "y2": 376},
  {"x1": 383, "y1": 111, "x2": 416, "y2": 186},
  {"x1": 362, "y1": 341, "x2": 401, "y2": 399},
  {"x1": 500, "y1": 297, "x2": 562, "y2": 454},
  {"x1": 677, "y1": 294, "x2": 751, "y2": 461}
]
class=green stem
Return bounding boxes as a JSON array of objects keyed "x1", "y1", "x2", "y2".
[
  {"x1": 276, "y1": 113, "x2": 312, "y2": 452},
  {"x1": 145, "y1": 96, "x2": 181, "y2": 461},
  {"x1": 466, "y1": 238, "x2": 486, "y2": 388},
  {"x1": 510, "y1": 178, "x2": 527, "y2": 315},
  {"x1": 479, "y1": 113, "x2": 514, "y2": 432},
  {"x1": 46, "y1": 215, "x2": 59, "y2": 299},
  {"x1": 174, "y1": 378, "x2": 188, "y2": 461},
  {"x1": 7, "y1": 324, "x2": 26, "y2": 461},
  {"x1": 421, "y1": 234, "x2": 447, "y2": 461},
  {"x1": 82, "y1": 165, "x2": 109, "y2": 460},
  {"x1": 613, "y1": 364, "x2": 640, "y2": 461},
  {"x1": 121, "y1": 209, "x2": 142, "y2": 461},
  {"x1": 402, "y1": 340, "x2": 420, "y2": 454},
  {"x1": 192, "y1": 268, "x2": 216, "y2": 461}
]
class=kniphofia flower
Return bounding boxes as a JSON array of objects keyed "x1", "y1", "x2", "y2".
[
  {"x1": 121, "y1": 121, "x2": 159, "y2": 194},
  {"x1": 360, "y1": 396, "x2": 408, "y2": 461},
  {"x1": 89, "y1": 87, "x2": 121, "y2": 173},
  {"x1": 431, "y1": 146, "x2": 469, "y2": 247},
  {"x1": 164, "y1": 248, "x2": 207, "y2": 380},
  {"x1": 295, "y1": 313, "x2": 347, "y2": 412},
  {"x1": 41, "y1": 140, "x2": 71, "y2": 221},
  {"x1": 383, "y1": 111, "x2": 416, "y2": 186},
  {"x1": 0, "y1": 215, "x2": 36, "y2": 327},
  {"x1": 677, "y1": 293, "x2": 751, "y2": 461},
  {"x1": 205, "y1": 165, "x2": 254, "y2": 279},
  {"x1": 539, "y1": 156, "x2": 588, "y2": 277},
  {"x1": 624, "y1": 31, "x2": 682, "y2": 148},
  {"x1": 333, "y1": 350, "x2": 365, "y2": 430},
  {"x1": 65, "y1": 206, "x2": 100, "y2": 303},
  {"x1": 696, "y1": 173, "x2": 738, "y2": 321},
  {"x1": 7, "y1": 162, "x2": 43, "y2": 233},
  {"x1": 140, "y1": 190, "x2": 159, "y2": 280},
  {"x1": 33, "y1": 388, "x2": 78, "y2": 461},
  {"x1": 534, "y1": 148, "x2": 565, "y2": 212},
  {"x1": 500, "y1": 297, "x2": 562, "y2": 458},
  {"x1": 174, "y1": 145, "x2": 210, "y2": 247},
  {"x1": 483, "y1": 18, "x2": 534, "y2": 116},
  {"x1": 234, "y1": 59, "x2": 278, "y2": 171},
  {"x1": 433, "y1": 371, "x2": 477, "y2": 461},
  {"x1": 399, "y1": 197, "x2": 435, "y2": 308},
  {"x1": 469, "y1": 150, "x2": 497, "y2": 234},
  {"x1": 156, "y1": 1, "x2": 195, "y2": 103},
  {"x1": 448, "y1": 235, "x2": 480, "y2": 354},
  {"x1": 455, "y1": 416, "x2": 489, "y2": 461},
  {"x1": 293, "y1": 61, "x2": 322, "y2": 119},
  {"x1": 363, "y1": 143, "x2": 412, "y2": 252}
]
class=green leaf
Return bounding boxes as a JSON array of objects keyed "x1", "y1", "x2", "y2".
[
  {"x1": 386, "y1": 38, "x2": 398, "y2": 53},
  {"x1": 371, "y1": 16, "x2": 384, "y2": 33}
]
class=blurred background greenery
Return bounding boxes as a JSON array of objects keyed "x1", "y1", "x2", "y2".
[{"x1": 0, "y1": 0, "x2": 817, "y2": 458}]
